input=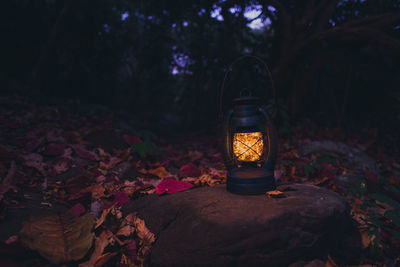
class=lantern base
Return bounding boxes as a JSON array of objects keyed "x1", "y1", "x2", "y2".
[{"x1": 227, "y1": 168, "x2": 275, "y2": 195}]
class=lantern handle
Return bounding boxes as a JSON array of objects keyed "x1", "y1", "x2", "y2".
[{"x1": 218, "y1": 55, "x2": 277, "y2": 120}]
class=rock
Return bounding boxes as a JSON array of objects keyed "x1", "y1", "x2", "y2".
[
  {"x1": 334, "y1": 173, "x2": 364, "y2": 195},
  {"x1": 123, "y1": 184, "x2": 353, "y2": 266},
  {"x1": 299, "y1": 140, "x2": 379, "y2": 175}
]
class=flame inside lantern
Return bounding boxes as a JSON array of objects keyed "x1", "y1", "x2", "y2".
[{"x1": 233, "y1": 132, "x2": 264, "y2": 162}]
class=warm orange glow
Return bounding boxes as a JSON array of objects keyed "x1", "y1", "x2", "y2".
[{"x1": 233, "y1": 132, "x2": 263, "y2": 162}]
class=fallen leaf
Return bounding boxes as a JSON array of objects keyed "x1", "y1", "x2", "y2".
[
  {"x1": 114, "y1": 191, "x2": 130, "y2": 207},
  {"x1": 133, "y1": 215, "x2": 155, "y2": 264},
  {"x1": 23, "y1": 153, "x2": 46, "y2": 175},
  {"x1": 117, "y1": 224, "x2": 135, "y2": 237},
  {"x1": 5, "y1": 235, "x2": 18, "y2": 244},
  {"x1": 79, "y1": 230, "x2": 110, "y2": 267},
  {"x1": 94, "y1": 252, "x2": 118, "y2": 267},
  {"x1": 99, "y1": 157, "x2": 122, "y2": 170},
  {"x1": 95, "y1": 204, "x2": 116, "y2": 229},
  {"x1": 147, "y1": 166, "x2": 171, "y2": 178},
  {"x1": 43, "y1": 143, "x2": 66, "y2": 156},
  {"x1": 179, "y1": 162, "x2": 201, "y2": 177},
  {"x1": 90, "y1": 201, "x2": 103, "y2": 218},
  {"x1": 69, "y1": 203, "x2": 86, "y2": 217},
  {"x1": 358, "y1": 226, "x2": 371, "y2": 248},
  {"x1": 54, "y1": 159, "x2": 70, "y2": 174},
  {"x1": 266, "y1": 190, "x2": 285, "y2": 199},
  {"x1": 19, "y1": 213, "x2": 94, "y2": 264},
  {"x1": 188, "y1": 150, "x2": 203, "y2": 161},
  {"x1": 155, "y1": 177, "x2": 194, "y2": 194}
]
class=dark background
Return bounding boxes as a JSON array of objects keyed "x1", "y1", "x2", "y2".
[{"x1": 1, "y1": 0, "x2": 399, "y2": 131}]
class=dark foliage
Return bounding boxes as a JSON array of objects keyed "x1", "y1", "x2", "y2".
[{"x1": 0, "y1": 0, "x2": 399, "y2": 129}]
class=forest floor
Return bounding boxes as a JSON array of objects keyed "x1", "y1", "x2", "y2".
[{"x1": 0, "y1": 95, "x2": 399, "y2": 266}]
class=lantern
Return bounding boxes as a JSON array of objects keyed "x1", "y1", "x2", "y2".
[{"x1": 220, "y1": 56, "x2": 278, "y2": 195}]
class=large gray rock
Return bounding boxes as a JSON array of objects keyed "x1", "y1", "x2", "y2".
[
  {"x1": 299, "y1": 140, "x2": 379, "y2": 175},
  {"x1": 124, "y1": 184, "x2": 353, "y2": 267}
]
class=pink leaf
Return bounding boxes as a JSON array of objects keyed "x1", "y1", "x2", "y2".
[
  {"x1": 155, "y1": 177, "x2": 194, "y2": 194},
  {"x1": 179, "y1": 162, "x2": 201, "y2": 177},
  {"x1": 43, "y1": 143, "x2": 66, "y2": 156},
  {"x1": 123, "y1": 135, "x2": 142, "y2": 146},
  {"x1": 69, "y1": 203, "x2": 85, "y2": 217}
]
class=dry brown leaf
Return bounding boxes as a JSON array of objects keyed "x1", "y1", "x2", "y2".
[
  {"x1": 133, "y1": 215, "x2": 155, "y2": 264},
  {"x1": 19, "y1": 213, "x2": 94, "y2": 264},
  {"x1": 358, "y1": 226, "x2": 371, "y2": 248},
  {"x1": 94, "y1": 252, "x2": 119, "y2": 267},
  {"x1": 79, "y1": 185, "x2": 106, "y2": 200},
  {"x1": 147, "y1": 166, "x2": 171, "y2": 178},
  {"x1": 79, "y1": 230, "x2": 111, "y2": 267},
  {"x1": 120, "y1": 253, "x2": 135, "y2": 267},
  {"x1": 266, "y1": 190, "x2": 285, "y2": 199},
  {"x1": 95, "y1": 204, "x2": 117, "y2": 229},
  {"x1": 116, "y1": 213, "x2": 136, "y2": 237},
  {"x1": 117, "y1": 225, "x2": 135, "y2": 237}
]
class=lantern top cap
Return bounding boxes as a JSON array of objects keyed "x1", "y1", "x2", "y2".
[{"x1": 233, "y1": 96, "x2": 260, "y2": 105}]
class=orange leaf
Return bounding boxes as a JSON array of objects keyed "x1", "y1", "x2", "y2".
[
  {"x1": 148, "y1": 166, "x2": 171, "y2": 178},
  {"x1": 266, "y1": 190, "x2": 285, "y2": 199}
]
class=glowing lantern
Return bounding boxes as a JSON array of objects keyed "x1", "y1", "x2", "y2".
[{"x1": 220, "y1": 56, "x2": 278, "y2": 194}]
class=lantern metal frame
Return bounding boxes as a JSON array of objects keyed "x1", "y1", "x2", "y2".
[{"x1": 219, "y1": 55, "x2": 278, "y2": 195}]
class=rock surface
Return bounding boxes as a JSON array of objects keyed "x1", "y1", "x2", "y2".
[
  {"x1": 124, "y1": 184, "x2": 353, "y2": 267},
  {"x1": 299, "y1": 140, "x2": 379, "y2": 175}
]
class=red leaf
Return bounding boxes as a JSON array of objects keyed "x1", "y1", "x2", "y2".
[
  {"x1": 123, "y1": 135, "x2": 142, "y2": 146},
  {"x1": 155, "y1": 177, "x2": 194, "y2": 194},
  {"x1": 179, "y1": 162, "x2": 201, "y2": 177},
  {"x1": 114, "y1": 191, "x2": 130, "y2": 207},
  {"x1": 69, "y1": 203, "x2": 85, "y2": 217},
  {"x1": 43, "y1": 143, "x2": 66, "y2": 156}
]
